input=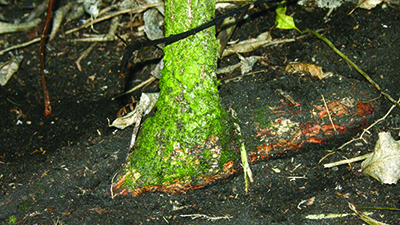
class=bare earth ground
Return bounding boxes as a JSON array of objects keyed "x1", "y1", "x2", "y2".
[{"x1": 1, "y1": 2, "x2": 400, "y2": 224}]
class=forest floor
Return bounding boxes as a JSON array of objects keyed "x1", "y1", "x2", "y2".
[{"x1": 1, "y1": 1, "x2": 400, "y2": 224}]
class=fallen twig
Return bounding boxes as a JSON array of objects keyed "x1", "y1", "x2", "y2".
[
  {"x1": 339, "y1": 96, "x2": 397, "y2": 150},
  {"x1": 321, "y1": 94, "x2": 337, "y2": 133},
  {"x1": 305, "y1": 212, "x2": 374, "y2": 220},
  {"x1": 70, "y1": 16, "x2": 121, "y2": 42},
  {"x1": 348, "y1": 202, "x2": 388, "y2": 225},
  {"x1": 230, "y1": 108, "x2": 253, "y2": 193},
  {"x1": 180, "y1": 214, "x2": 233, "y2": 221},
  {"x1": 0, "y1": 37, "x2": 41, "y2": 55},
  {"x1": 75, "y1": 42, "x2": 98, "y2": 71},
  {"x1": 318, "y1": 151, "x2": 335, "y2": 164},
  {"x1": 111, "y1": 76, "x2": 156, "y2": 100},
  {"x1": 65, "y1": 3, "x2": 163, "y2": 35},
  {"x1": 358, "y1": 206, "x2": 400, "y2": 211},
  {"x1": 324, "y1": 154, "x2": 372, "y2": 168}
]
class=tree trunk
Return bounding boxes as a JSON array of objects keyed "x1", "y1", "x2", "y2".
[{"x1": 113, "y1": 0, "x2": 238, "y2": 196}]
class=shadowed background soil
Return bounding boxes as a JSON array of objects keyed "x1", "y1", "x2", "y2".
[{"x1": 1, "y1": 2, "x2": 400, "y2": 224}]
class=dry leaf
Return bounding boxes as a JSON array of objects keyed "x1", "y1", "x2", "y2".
[
  {"x1": 143, "y1": 8, "x2": 164, "y2": 41},
  {"x1": 111, "y1": 92, "x2": 159, "y2": 149},
  {"x1": 298, "y1": 0, "x2": 345, "y2": 8},
  {"x1": 361, "y1": 132, "x2": 400, "y2": 184},
  {"x1": 0, "y1": 54, "x2": 23, "y2": 86},
  {"x1": 144, "y1": 0, "x2": 164, "y2": 15},
  {"x1": 216, "y1": 54, "x2": 262, "y2": 75},
  {"x1": 66, "y1": 4, "x2": 85, "y2": 22},
  {"x1": 359, "y1": 0, "x2": 384, "y2": 10},
  {"x1": 110, "y1": 92, "x2": 159, "y2": 129},
  {"x1": 0, "y1": 18, "x2": 41, "y2": 34},
  {"x1": 50, "y1": 2, "x2": 73, "y2": 41},
  {"x1": 348, "y1": 202, "x2": 388, "y2": 225},
  {"x1": 151, "y1": 59, "x2": 163, "y2": 79},
  {"x1": 83, "y1": 0, "x2": 101, "y2": 20},
  {"x1": 238, "y1": 54, "x2": 259, "y2": 75},
  {"x1": 285, "y1": 62, "x2": 332, "y2": 80},
  {"x1": 222, "y1": 31, "x2": 273, "y2": 57}
]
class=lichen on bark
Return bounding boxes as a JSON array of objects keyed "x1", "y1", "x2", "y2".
[{"x1": 115, "y1": 0, "x2": 238, "y2": 196}]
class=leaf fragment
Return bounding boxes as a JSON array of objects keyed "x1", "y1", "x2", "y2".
[
  {"x1": 0, "y1": 18, "x2": 41, "y2": 34},
  {"x1": 361, "y1": 132, "x2": 400, "y2": 184},
  {"x1": 221, "y1": 31, "x2": 275, "y2": 57},
  {"x1": 285, "y1": 62, "x2": 333, "y2": 80},
  {"x1": 50, "y1": 2, "x2": 73, "y2": 41},
  {"x1": 359, "y1": 0, "x2": 384, "y2": 10},
  {"x1": 0, "y1": 54, "x2": 23, "y2": 86},
  {"x1": 83, "y1": 0, "x2": 102, "y2": 19},
  {"x1": 348, "y1": 202, "x2": 388, "y2": 225},
  {"x1": 110, "y1": 93, "x2": 159, "y2": 129},
  {"x1": 143, "y1": 8, "x2": 164, "y2": 41}
]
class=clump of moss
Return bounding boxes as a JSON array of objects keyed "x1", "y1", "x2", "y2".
[{"x1": 254, "y1": 106, "x2": 272, "y2": 128}]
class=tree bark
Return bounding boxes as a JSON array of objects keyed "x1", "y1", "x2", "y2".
[{"x1": 114, "y1": 0, "x2": 238, "y2": 196}]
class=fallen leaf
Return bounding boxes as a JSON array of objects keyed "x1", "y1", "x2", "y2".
[
  {"x1": 285, "y1": 62, "x2": 332, "y2": 80},
  {"x1": 83, "y1": 0, "x2": 101, "y2": 20},
  {"x1": 46, "y1": 206, "x2": 55, "y2": 212},
  {"x1": 66, "y1": 4, "x2": 85, "y2": 22},
  {"x1": 50, "y1": 2, "x2": 73, "y2": 41},
  {"x1": 0, "y1": 54, "x2": 23, "y2": 86},
  {"x1": 359, "y1": 0, "x2": 384, "y2": 10},
  {"x1": 217, "y1": 54, "x2": 261, "y2": 75},
  {"x1": 0, "y1": 18, "x2": 41, "y2": 34},
  {"x1": 348, "y1": 202, "x2": 388, "y2": 225},
  {"x1": 143, "y1": 8, "x2": 164, "y2": 41},
  {"x1": 361, "y1": 132, "x2": 400, "y2": 184},
  {"x1": 238, "y1": 54, "x2": 259, "y2": 75},
  {"x1": 298, "y1": 0, "x2": 345, "y2": 8},
  {"x1": 221, "y1": 31, "x2": 272, "y2": 57},
  {"x1": 110, "y1": 92, "x2": 159, "y2": 129}
]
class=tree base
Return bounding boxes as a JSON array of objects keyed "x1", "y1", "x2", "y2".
[{"x1": 112, "y1": 74, "x2": 380, "y2": 197}]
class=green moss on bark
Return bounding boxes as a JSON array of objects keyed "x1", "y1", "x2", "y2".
[{"x1": 118, "y1": 0, "x2": 237, "y2": 192}]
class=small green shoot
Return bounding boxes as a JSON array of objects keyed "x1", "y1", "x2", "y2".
[
  {"x1": 275, "y1": 1, "x2": 302, "y2": 33},
  {"x1": 8, "y1": 215, "x2": 16, "y2": 225}
]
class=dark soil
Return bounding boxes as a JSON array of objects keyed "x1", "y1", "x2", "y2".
[{"x1": 1, "y1": 2, "x2": 400, "y2": 224}]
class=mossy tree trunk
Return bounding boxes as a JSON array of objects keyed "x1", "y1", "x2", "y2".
[{"x1": 115, "y1": 0, "x2": 238, "y2": 196}]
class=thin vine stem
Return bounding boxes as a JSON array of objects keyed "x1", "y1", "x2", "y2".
[
  {"x1": 40, "y1": 0, "x2": 53, "y2": 116},
  {"x1": 305, "y1": 29, "x2": 400, "y2": 109}
]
